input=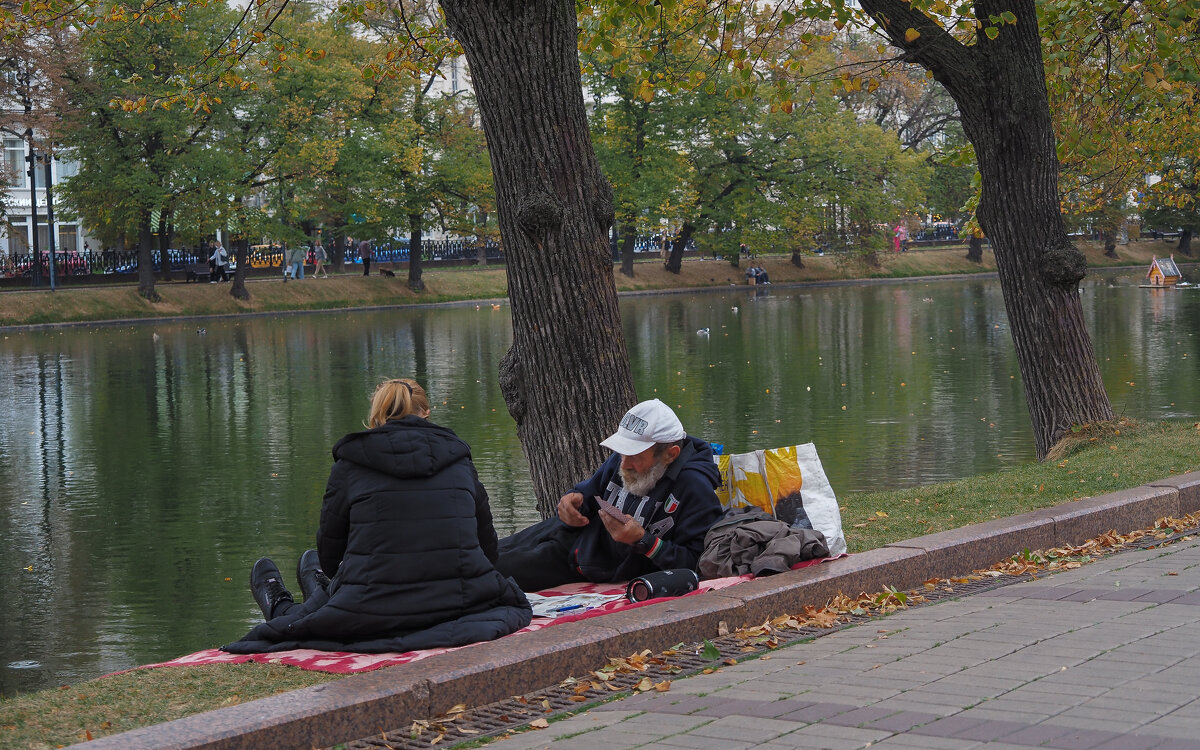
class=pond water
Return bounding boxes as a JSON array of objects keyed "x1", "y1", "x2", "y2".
[{"x1": 1, "y1": 268, "x2": 1198, "y2": 696}]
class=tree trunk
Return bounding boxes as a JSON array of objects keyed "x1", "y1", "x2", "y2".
[
  {"x1": 666, "y1": 222, "x2": 693, "y2": 274},
  {"x1": 332, "y1": 234, "x2": 346, "y2": 271},
  {"x1": 862, "y1": 0, "x2": 1112, "y2": 460},
  {"x1": 615, "y1": 97, "x2": 649, "y2": 280},
  {"x1": 620, "y1": 224, "x2": 636, "y2": 277},
  {"x1": 966, "y1": 234, "x2": 984, "y2": 262},
  {"x1": 1178, "y1": 229, "x2": 1193, "y2": 257},
  {"x1": 136, "y1": 216, "x2": 159, "y2": 302},
  {"x1": 442, "y1": 0, "x2": 636, "y2": 517},
  {"x1": 230, "y1": 237, "x2": 250, "y2": 301},
  {"x1": 790, "y1": 248, "x2": 805, "y2": 268},
  {"x1": 408, "y1": 213, "x2": 425, "y2": 291},
  {"x1": 1103, "y1": 228, "x2": 1119, "y2": 259},
  {"x1": 158, "y1": 212, "x2": 172, "y2": 282}
]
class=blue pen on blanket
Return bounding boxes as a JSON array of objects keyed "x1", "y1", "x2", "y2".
[{"x1": 555, "y1": 604, "x2": 584, "y2": 612}]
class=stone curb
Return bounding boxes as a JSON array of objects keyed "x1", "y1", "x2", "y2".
[{"x1": 81, "y1": 471, "x2": 1200, "y2": 750}]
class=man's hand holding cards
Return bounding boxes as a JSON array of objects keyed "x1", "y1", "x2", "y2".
[
  {"x1": 594, "y1": 496, "x2": 644, "y2": 544},
  {"x1": 594, "y1": 496, "x2": 630, "y2": 524}
]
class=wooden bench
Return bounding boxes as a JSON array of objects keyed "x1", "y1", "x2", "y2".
[{"x1": 185, "y1": 263, "x2": 212, "y2": 282}]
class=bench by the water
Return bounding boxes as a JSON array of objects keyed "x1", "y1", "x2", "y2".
[{"x1": 184, "y1": 263, "x2": 212, "y2": 282}]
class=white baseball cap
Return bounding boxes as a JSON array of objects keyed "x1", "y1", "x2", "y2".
[{"x1": 600, "y1": 399, "x2": 686, "y2": 456}]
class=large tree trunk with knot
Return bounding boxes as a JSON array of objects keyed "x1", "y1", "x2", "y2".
[
  {"x1": 442, "y1": 0, "x2": 637, "y2": 518},
  {"x1": 861, "y1": 0, "x2": 1113, "y2": 460}
]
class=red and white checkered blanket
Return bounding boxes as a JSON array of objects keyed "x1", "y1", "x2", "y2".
[{"x1": 136, "y1": 558, "x2": 839, "y2": 675}]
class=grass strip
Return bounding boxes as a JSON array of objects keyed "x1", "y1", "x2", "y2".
[{"x1": 841, "y1": 418, "x2": 1200, "y2": 551}]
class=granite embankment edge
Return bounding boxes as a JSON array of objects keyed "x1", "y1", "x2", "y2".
[{"x1": 80, "y1": 471, "x2": 1200, "y2": 750}]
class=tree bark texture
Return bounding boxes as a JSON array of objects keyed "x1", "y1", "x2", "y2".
[
  {"x1": 408, "y1": 213, "x2": 425, "y2": 291},
  {"x1": 1179, "y1": 229, "x2": 1193, "y2": 257},
  {"x1": 442, "y1": 0, "x2": 637, "y2": 517},
  {"x1": 862, "y1": 0, "x2": 1113, "y2": 459},
  {"x1": 790, "y1": 249, "x2": 805, "y2": 268}
]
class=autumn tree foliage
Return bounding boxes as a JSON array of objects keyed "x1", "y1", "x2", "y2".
[
  {"x1": 54, "y1": 1, "x2": 250, "y2": 300},
  {"x1": 1046, "y1": 2, "x2": 1200, "y2": 259},
  {"x1": 1045, "y1": 1, "x2": 1200, "y2": 261}
]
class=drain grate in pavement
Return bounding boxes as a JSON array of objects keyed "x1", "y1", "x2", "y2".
[{"x1": 330, "y1": 523, "x2": 1200, "y2": 750}]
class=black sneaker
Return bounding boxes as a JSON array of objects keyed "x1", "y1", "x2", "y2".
[
  {"x1": 249, "y1": 557, "x2": 294, "y2": 620},
  {"x1": 295, "y1": 549, "x2": 330, "y2": 602}
]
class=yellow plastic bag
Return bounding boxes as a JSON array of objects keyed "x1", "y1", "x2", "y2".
[{"x1": 713, "y1": 444, "x2": 846, "y2": 556}]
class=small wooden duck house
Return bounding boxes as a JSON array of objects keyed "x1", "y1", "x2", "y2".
[{"x1": 1147, "y1": 255, "x2": 1182, "y2": 287}]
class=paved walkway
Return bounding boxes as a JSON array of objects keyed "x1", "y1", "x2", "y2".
[{"x1": 486, "y1": 536, "x2": 1200, "y2": 750}]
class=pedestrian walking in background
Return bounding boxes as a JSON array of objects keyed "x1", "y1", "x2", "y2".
[
  {"x1": 209, "y1": 241, "x2": 230, "y2": 283},
  {"x1": 894, "y1": 223, "x2": 908, "y2": 253},
  {"x1": 313, "y1": 240, "x2": 329, "y2": 278},
  {"x1": 285, "y1": 244, "x2": 306, "y2": 281},
  {"x1": 359, "y1": 239, "x2": 373, "y2": 276}
]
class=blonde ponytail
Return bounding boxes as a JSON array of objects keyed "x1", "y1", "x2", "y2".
[{"x1": 366, "y1": 378, "x2": 430, "y2": 428}]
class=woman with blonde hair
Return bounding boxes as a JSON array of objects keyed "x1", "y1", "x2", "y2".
[
  {"x1": 312, "y1": 240, "x2": 329, "y2": 278},
  {"x1": 225, "y1": 378, "x2": 530, "y2": 654}
]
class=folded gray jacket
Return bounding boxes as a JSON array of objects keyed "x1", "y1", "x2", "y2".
[{"x1": 699, "y1": 507, "x2": 829, "y2": 579}]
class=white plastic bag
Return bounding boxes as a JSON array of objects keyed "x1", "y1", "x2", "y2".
[{"x1": 714, "y1": 443, "x2": 846, "y2": 556}]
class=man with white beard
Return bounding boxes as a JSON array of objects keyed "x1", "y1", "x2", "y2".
[{"x1": 496, "y1": 399, "x2": 723, "y2": 592}]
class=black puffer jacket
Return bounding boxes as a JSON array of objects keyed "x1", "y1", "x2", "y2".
[{"x1": 224, "y1": 416, "x2": 531, "y2": 654}]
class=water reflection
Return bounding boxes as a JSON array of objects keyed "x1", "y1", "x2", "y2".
[{"x1": 1, "y1": 269, "x2": 1197, "y2": 695}]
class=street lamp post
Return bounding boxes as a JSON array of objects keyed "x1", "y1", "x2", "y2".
[
  {"x1": 40, "y1": 151, "x2": 57, "y2": 290},
  {"x1": 26, "y1": 137, "x2": 42, "y2": 288}
]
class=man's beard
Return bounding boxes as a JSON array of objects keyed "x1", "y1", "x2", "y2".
[{"x1": 621, "y1": 459, "x2": 669, "y2": 496}]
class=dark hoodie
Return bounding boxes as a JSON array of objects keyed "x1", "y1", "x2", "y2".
[
  {"x1": 223, "y1": 416, "x2": 530, "y2": 654},
  {"x1": 570, "y1": 436, "x2": 723, "y2": 582}
]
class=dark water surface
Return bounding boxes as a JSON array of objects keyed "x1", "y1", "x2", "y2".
[{"x1": 2, "y1": 269, "x2": 1198, "y2": 695}]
